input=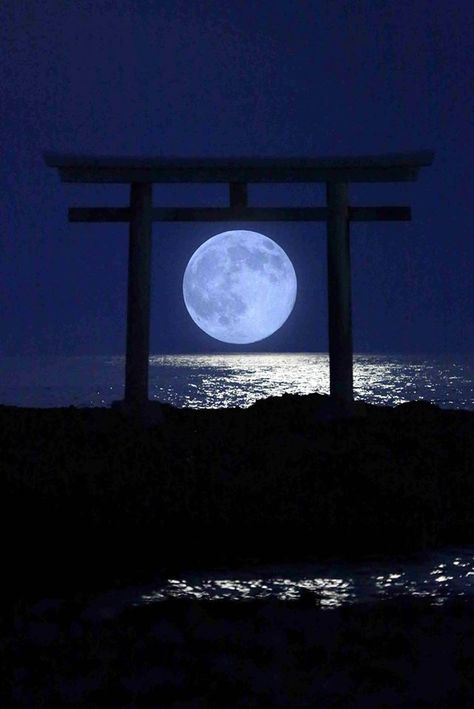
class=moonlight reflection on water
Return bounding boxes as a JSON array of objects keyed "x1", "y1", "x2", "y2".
[
  {"x1": 147, "y1": 353, "x2": 473, "y2": 410},
  {"x1": 137, "y1": 549, "x2": 474, "y2": 609},
  {"x1": 0, "y1": 353, "x2": 472, "y2": 409}
]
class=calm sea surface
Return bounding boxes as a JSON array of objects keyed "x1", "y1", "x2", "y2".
[
  {"x1": 2, "y1": 353, "x2": 473, "y2": 607},
  {"x1": 0, "y1": 352, "x2": 472, "y2": 410}
]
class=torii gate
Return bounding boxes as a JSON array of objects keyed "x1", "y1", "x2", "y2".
[{"x1": 45, "y1": 152, "x2": 433, "y2": 416}]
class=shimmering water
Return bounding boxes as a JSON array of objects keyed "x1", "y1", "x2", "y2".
[
  {"x1": 140, "y1": 548, "x2": 474, "y2": 608},
  {"x1": 80, "y1": 547, "x2": 474, "y2": 618},
  {"x1": 0, "y1": 353, "x2": 472, "y2": 409}
]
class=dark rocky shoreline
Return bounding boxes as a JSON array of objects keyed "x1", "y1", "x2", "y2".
[
  {"x1": 2, "y1": 595, "x2": 474, "y2": 707},
  {"x1": 1, "y1": 393, "x2": 473, "y2": 595},
  {"x1": 1, "y1": 394, "x2": 473, "y2": 705}
]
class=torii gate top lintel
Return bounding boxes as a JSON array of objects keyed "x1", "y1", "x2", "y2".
[
  {"x1": 45, "y1": 151, "x2": 433, "y2": 183},
  {"x1": 45, "y1": 151, "x2": 433, "y2": 418}
]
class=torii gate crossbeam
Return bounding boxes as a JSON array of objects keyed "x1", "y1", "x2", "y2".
[{"x1": 45, "y1": 152, "x2": 433, "y2": 417}]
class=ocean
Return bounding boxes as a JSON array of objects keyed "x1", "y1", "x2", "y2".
[{"x1": 0, "y1": 352, "x2": 472, "y2": 410}]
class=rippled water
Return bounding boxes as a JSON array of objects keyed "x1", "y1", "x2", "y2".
[
  {"x1": 140, "y1": 548, "x2": 474, "y2": 608},
  {"x1": 0, "y1": 353, "x2": 472, "y2": 409},
  {"x1": 79, "y1": 547, "x2": 474, "y2": 618}
]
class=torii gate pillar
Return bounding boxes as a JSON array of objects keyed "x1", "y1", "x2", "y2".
[
  {"x1": 327, "y1": 182, "x2": 353, "y2": 409},
  {"x1": 124, "y1": 183, "x2": 153, "y2": 410}
]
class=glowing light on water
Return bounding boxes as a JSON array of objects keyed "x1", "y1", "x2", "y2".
[
  {"x1": 147, "y1": 353, "x2": 474, "y2": 410},
  {"x1": 0, "y1": 353, "x2": 472, "y2": 409},
  {"x1": 137, "y1": 548, "x2": 474, "y2": 609},
  {"x1": 141, "y1": 576, "x2": 355, "y2": 607}
]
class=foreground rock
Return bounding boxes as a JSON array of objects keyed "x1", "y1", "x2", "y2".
[
  {"x1": 2, "y1": 596, "x2": 474, "y2": 707},
  {"x1": 0, "y1": 394, "x2": 473, "y2": 593}
]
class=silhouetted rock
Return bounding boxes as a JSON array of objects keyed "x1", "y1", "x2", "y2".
[
  {"x1": 0, "y1": 395, "x2": 472, "y2": 594},
  {"x1": 2, "y1": 596, "x2": 474, "y2": 707}
]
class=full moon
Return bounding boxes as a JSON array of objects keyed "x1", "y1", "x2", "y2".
[{"x1": 183, "y1": 230, "x2": 297, "y2": 344}]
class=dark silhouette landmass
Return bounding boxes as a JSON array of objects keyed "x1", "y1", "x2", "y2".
[
  {"x1": 1, "y1": 393, "x2": 472, "y2": 595},
  {"x1": 2, "y1": 596, "x2": 474, "y2": 707},
  {"x1": 1, "y1": 393, "x2": 474, "y2": 706}
]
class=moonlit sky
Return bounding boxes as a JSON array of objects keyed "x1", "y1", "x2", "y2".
[{"x1": 1, "y1": 1, "x2": 473, "y2": 356}]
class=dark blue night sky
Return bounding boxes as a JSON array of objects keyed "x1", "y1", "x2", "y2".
[{"x1": 1, "y1": 0, "x2": 473, "y2": 356}]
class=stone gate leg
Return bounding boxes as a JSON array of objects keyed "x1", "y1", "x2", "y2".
[
  {"x1": 326, "y1": 181, "x2": 353, "y2": 411},
  {"x1": 124, "y1": 182, "x2": 153, "y2": 410}
]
